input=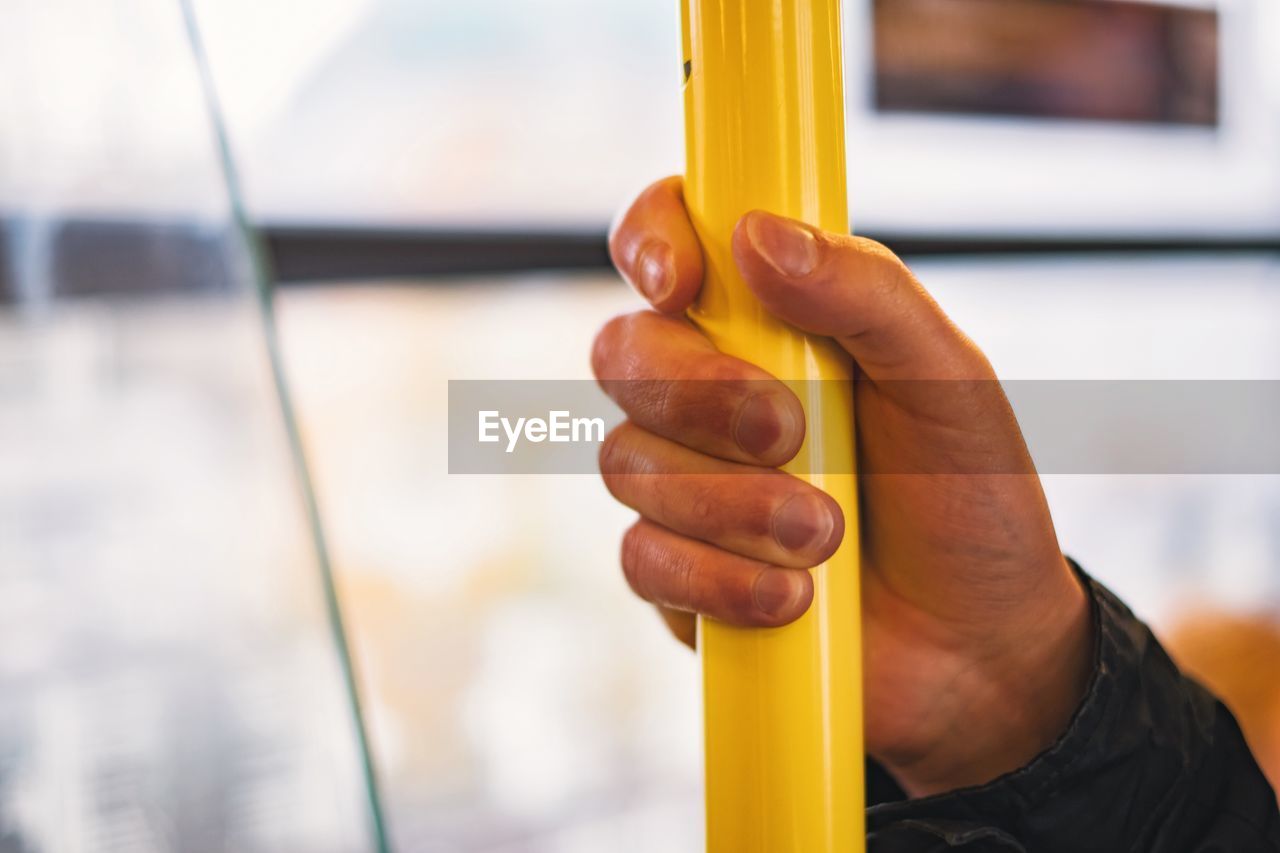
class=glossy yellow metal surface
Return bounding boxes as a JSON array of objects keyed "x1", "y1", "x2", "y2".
[{"x1": 680, "y1": 1, "x2": 864, "y2": 851}]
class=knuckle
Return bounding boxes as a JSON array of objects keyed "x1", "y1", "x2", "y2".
[
  {"x1": 598, "y1": 425, "x2": 658, "y2": 499},
  {"x1": 868, "y1": 258, "x2": 906, "y2": 306},
  {"x1": 591, "y1": 315, "x2": 625, "y2": 377},
  {"x1": 678, "y1": 477, "x2": 728, "y2": 539},
  {"x1": 848, "y1": 236, "x2": 911, "y2": 299},
  {"x1": 619, "y1": 522, "x2": 651, "y2": 598},
  {"x1": 640, "y1": 175, "x2": 681, "y2": 210},
  {"x1": 597, "y1": 423, "x2": 629, "y2": 476},
  {"x1": 592, "y1": 312, "x2": 650, "y2": 380},
  {"x1": 688, "y1": 486, "x2": 715, "y2": 523},
  {"x1": 596, "y1": 312, "x2": 635, "y2": 351},
  {"x1": 851, "y1": 235, "x2": 905, "y2": 269}
]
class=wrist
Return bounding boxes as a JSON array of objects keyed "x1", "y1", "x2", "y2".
[{"x1": 884, "y1": 558, "x2": 1094, "y2": 797}]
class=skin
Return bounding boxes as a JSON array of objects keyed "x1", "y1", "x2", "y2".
[{"x1": 593, "y1": 176, "x2": 1094, "y2": 798}]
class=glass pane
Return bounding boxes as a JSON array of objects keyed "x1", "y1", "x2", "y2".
[
  {"x1": 270, "y1": 254, "x2": 1280, "y2": 849},
  {"x1": 273, "y1": 274, "x2": 703, "y2": 852},
  {"x1": 193, "y1": 0, "x2": 683, "y2": 226},
  {"x1": 0, "y1": 1, "x2": 380, "y2": 850},
  {"x1": 194, "y1": 0, "x2": 1280, "y2": 234}
]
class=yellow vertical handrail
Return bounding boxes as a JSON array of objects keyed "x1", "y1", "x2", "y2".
[{"x1": 680, "y1": 1, "x2": 864, "y2": 851}]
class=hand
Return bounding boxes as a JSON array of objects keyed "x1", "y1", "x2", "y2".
[{"x1": 593, "y1": 176, "x2": 1093, "y2": 797}]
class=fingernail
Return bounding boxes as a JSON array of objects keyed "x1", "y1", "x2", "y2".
[
  {"x1": 734, "y1": 393, "x2": 796, "y2": 460},
  {"x1": 635, "y1": 241, "x2": 674, "y2": 303},
  {"x1": 745, "y1": 213, "x2": 819, "y2": 278},
  {"x1": 773, "y1": 494, "x2": 835, "y2": 554},
  {"x1": 754, "y1": 570, "x2": 801, "y2": 618}
]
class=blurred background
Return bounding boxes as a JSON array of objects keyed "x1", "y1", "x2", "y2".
[{"x1": 2, "y1": 0, "x2": 1279, "y2": 850}]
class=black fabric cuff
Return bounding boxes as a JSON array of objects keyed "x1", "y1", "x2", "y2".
[{"x1": 865, "y1": 561, "x2": 1280, "y2": 851}]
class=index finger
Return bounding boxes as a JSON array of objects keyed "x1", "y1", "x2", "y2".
[
  {"x1": 609, "y1": 176, "x2": 704, "y2": 313},
  {"x1": 592, "y1": 311, "x2": 805, "y2": 467}
]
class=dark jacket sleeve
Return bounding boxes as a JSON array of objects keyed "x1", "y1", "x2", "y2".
[{"x1": 865, "y1": 566, "x2": 1280, "y2": 852}]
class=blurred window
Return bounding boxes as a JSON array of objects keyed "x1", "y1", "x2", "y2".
[
  {"x1": 1, "y1": 1, "x2": 381, "y2": 849},
  {"x1": 194, "y1": 0, "x2": 683, "y2": 226},
  {"x1": 873, "y1": 0, "x2": 1218, "y2": 125},
  {"x1": 192, "y1": 0, "x2": 1280, "y2": 235}
]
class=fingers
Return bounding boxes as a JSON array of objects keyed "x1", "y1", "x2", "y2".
[
  {"x1": 600, "y1": 422, "x2": 843, "y2": 568},
  {"x1": 621, "y1": 519, "x2": 814, "y2": 628},
  {"x1": 731, "y1": 210, "x2": 993, "y2": 382},
  {"x1": 591, "y1": 311, "x2": 804, "y2": 467},
  {"x1": 609, "y1": 176, "x2": 705, "y2": 313}
]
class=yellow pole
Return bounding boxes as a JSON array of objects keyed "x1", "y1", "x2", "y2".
[{"x1": 679, "y1": 2, "x2": 864, "y2": 851}]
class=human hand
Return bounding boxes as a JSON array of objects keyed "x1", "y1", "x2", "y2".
[{"x1": 593, "y1": 176, "x2": 1093, "y2": 796}]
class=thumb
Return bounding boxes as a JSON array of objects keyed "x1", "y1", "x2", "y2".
[
  {"x1": 730, "y1": 210, "x2": 989, "y2": 383},
  {"x1": 730, "y1": 210, "x2": 1033, "y2": 475}
]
